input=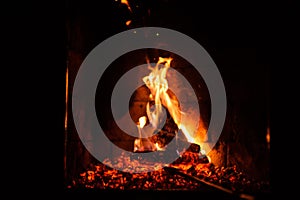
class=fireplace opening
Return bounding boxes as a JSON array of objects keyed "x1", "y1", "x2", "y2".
[{"x1": 64, "y1": 0, "x2": 271, "y2": 198}]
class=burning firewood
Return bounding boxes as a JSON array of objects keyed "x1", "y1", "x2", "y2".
[{"x1": 67, "y1": 56, "x2": 270, "y2": 198}]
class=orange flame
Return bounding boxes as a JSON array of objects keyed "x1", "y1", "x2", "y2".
[
  {"x1": 266, "y1": 127, "x2": 270, "y2": 150},
  {"x1": 121, "y1": 0, "x2": 132, "y2": 12},
  {"x1": 125, "y1": 20, "x2": 132, "y2": 26},
  {"x1": 143, "y1": 57, "x2": 175, "y2": 128},
  {"x1": 266, "y1": 127, "x2": 270, "y2": 143},
  {"x1": 64, "y1": 67, "x2": 68, "y2": 130},
  {"x1": 143, "y1": 57, "x2": 198, "y2": 144}
]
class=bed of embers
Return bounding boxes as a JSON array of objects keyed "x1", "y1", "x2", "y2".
[{"x1": 68, "y1": 150, "x2": 271, "y2": 199}]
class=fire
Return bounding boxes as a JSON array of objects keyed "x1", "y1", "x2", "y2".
[
  {"x1": 143, "y1": 57, "x2": 181, "y2": 128},
  {"x1": 178, "y1": 124, "x2": 195, "y2": 143},
  {"x1": 125, "y1": 20, "x2": 132, "y2": 26},
  {"x1": 138, "y1": 116, "x2": 147, "y2": 128},
  {"x1": 201, "y1": 150, "x2": 211, "y2": 163},
  {"x1": 64, "y1": 67, "x2": 68, "y2": 130},
  {"x1": 155, "y1": 142, "x2": 165, "y2": 151},
  {"x1": 134, "y1": 116, "x2": 156, "y2": 152},
  {"x1": 266, "y1": 127, "x2": 270, "y2": 150},
  {"x1": 266, "y1": 127, "x2": 270, "y2": 143},
  {"x1": 142, "y1": 57, "x2": 201, "y2": 145},
  {"x1": 121, "y1": 0, "x2": 132, "y2": 12}
]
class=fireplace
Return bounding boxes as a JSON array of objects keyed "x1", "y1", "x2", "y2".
[{"x1": 64, "y1": 0, "x2": 271, "y2": 199}]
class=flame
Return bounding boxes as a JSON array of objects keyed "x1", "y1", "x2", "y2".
[
  {"x1": 139, "y1": 116, "x2": 147, "y2": 128},
  {"x1": 121, "y1": 0, "x2": 132, "y2": 12},
  {"x1": 178, "y1": 124, "x2": 195, "y2": 143},
  {"x1": 125, "y1": 20, "x2": 132, "y2": 26},
  {"x1": 143, "y1": 57, "x2": 176, "y2": 128},
  {"x1": 200, "y1": 149, "x2": 206, "y2": 155},
  {"x1": 266, "y1": 127, "x2": 270, "y2": 143},
  {"x1": 201, "y1": 150, "x2": 211, "y2": 163},
  {"x1": 142, "y1": 57, "x2": 197, "y2": 144},
  {"x1": 206, "y1": 155, "x2": 211, "y2": 163},
  {"x1": 266, "y1": 127, "x2": 270, "y2": 150},
  {"x1": 64, "y1": 67, "x2": 68, "y2": 130},
  {"x1": 155, "y1": 142, "x2": 165, "y2": 151}
]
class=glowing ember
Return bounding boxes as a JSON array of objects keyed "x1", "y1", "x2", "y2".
[
  {"x1": 266, "y1": 127, "x2": 270, "y2": 144},
  {"x1": 125, "y1": 20, "x2": 131, "y2": 26},
  {"x1": 72, "y1": 154, "x2": 270, "y2": 195},
  {"x1": 133, "y1": 138, "x2": 157, "y2": 152},
  {"x1": 266, "y1": 127, "x2": 270, "y2": 150}
]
